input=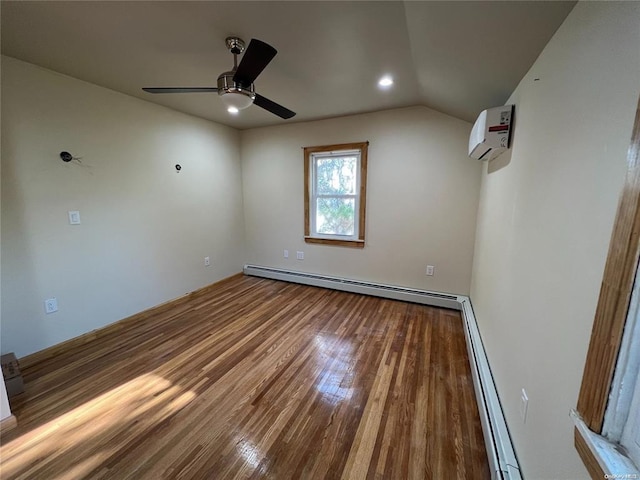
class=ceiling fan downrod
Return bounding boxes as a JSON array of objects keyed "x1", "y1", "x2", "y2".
[{"x1": 225, "y1": 36, "x2": 245, "y2": 70}]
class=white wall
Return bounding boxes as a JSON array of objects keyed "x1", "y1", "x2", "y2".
[
  {"x1": 1, "y1": 56, "x2": 246, "y2": 358},
  {"x1": 470, "y1": 2, "x2": 640, "y2": 479},
  {"x1": 241, "y1": 106, "x2": 481, "y2": 295}
]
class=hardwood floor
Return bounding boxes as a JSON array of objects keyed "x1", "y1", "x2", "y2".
[{"x1": 0, "y1": 275, "x2": 489, "y2": 479}]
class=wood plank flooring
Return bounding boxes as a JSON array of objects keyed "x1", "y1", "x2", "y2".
[{"x1": 0, "y1": 275, "x2": 489, "y2": 479}]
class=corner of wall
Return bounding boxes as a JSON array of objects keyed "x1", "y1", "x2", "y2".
[{"x1": 468, "y1": 2, "x2": 640, "y2": 478}]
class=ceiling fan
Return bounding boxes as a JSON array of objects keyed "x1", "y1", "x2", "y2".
[{"x1": 142, "y1": 37, "x2": 295, "y2": 119}]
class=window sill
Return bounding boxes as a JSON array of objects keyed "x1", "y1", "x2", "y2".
[
  {"x1": 572, "y1": 409, "x2": 640, "y2": 478},
  {"x1": 304, "y1": 236, "x2": 365, "y2": 248}
]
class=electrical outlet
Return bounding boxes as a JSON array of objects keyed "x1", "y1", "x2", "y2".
[
  {"x1": 44, "y1": 298, "x2": 58, "y2": 314},
  {"x1": 426, "y1": 265, "x2": 435, "y2": 276},
  {"x1": 296, "y1": 251, "x2": 304, "y2": 260},
  {"x1": 204, "y1": 256, "x2": 210, "y2": 267},
  {"x1": 68, "y1": 211, "x2": 81, "y2": 225},
  {"x1": 284, "y1": 249, "x2": 289, "y2": 259},
  {"x1": 520, "y1": 388, "x2": 529, "y2": 423}
]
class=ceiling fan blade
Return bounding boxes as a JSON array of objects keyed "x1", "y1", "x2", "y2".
[
  {"x1": 142, "y1": 87, "x2": 218, "y2": 94},
  {"x1": 254, "y1": 94, "x2": 296, "y2": 119},
  {"x1": 233, "y1": 39, "x2": 277, "y2": 86}
]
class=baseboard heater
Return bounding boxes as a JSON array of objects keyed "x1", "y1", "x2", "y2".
[
  {"x1": 243, "y1": 264, "x2": 522, "y2": 480},
  {"x1": 460, "y1": 298, "x2": 523, "y2": 480},
  {"x1": 243, "y1": 264, "x2": 461, "y2": 310}
]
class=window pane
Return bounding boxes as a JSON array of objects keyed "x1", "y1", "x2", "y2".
[
  {"x1": 315, "y1": 198, "x2": 355, "y2": 236},
  {"x1": 316, "y1": 157, "x2": 357, "y2": 195}
]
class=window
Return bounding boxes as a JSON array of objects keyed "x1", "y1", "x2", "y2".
[
  {"x1": 575, "y1": 98, "x2": 640, "y2": 478},
  {"x1": 621, "y1": 374, "x2": 640, "y2": 467},
  {"x1": 304, "y1": 142, "x2": 368, "y2": 248},
  {"x1": 598, "y1": 260, "x2": 640, "y2": 468}
]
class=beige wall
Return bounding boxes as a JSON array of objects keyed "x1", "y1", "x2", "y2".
[
  {"x1": 0, "y1": 49, "x2": 8, "y2": 422},
  {"x1": 470, "y1": 2, "x2": 640, "y2": 479},
  {"x1": 241, "y1": 106, "x2": 482, "y2": 295},
  {"x1": 1, "y1": 56, "x2": 245, "y2": 357}
]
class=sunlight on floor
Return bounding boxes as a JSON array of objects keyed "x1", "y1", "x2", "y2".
[{"x1": 1, "y1": 373, "x2": 196, "y2": 479}]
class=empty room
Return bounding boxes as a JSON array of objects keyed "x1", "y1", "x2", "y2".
[{"x1": 1, "y1": 1, "x2": 639, "y2": 479}]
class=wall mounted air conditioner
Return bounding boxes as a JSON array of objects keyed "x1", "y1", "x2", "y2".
[{"x1": 469, "y1": 105, "x2": 514, "y2": 161}]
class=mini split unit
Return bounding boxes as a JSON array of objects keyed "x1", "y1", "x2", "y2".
[{"x1": 469, "y1": 105, "x2": 514, "y2": 161}]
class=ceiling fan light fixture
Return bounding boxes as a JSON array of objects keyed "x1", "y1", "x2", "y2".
[
  {"x1": 220, "y1": 91, "x2": 254, "y2": 111},
  {"x1": 378, "y1": 75, "x2": 394, "y2": 88},
  {"x1": 217, "y1": 71, "x2": 255, "y2": 113}
]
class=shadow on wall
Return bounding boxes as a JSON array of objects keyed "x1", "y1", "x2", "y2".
[
  {"x1": 488, "y1": 149, "x2": 512, "y2": 173},
  {"x1": 1, "y1": 146, "x2": 48, "y2": 354}
]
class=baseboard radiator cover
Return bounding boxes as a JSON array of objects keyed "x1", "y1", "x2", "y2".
[
  {"x1": 243, "y1": 264, "x2": 522, "y2": 480},
  {"x1": 460, "y1": 298, "x2": 522, "y2": 480},
  {"x1": 243, "y1": 264, "x2": 462, "y2": 310}
]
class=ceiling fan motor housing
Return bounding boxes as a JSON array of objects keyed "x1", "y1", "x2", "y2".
[{"x1": 217, "y1": 71, "x2": 256, "y2": 102}]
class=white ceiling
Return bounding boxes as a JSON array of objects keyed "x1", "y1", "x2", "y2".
[{"x1": 1, "y1": 1, "x2": 575, "y2": 130}]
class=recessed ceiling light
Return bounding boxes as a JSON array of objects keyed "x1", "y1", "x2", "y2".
[
  {"x1": 378, "y1": 76, "x2": 394, "y2": 88},
  {"x1": 227, "y1": 106, "x2": 239, "y2": 114}
]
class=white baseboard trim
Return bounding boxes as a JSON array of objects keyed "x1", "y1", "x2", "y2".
[{"x1": 243, "y1": 264, "x2": 522, "y2": 480}]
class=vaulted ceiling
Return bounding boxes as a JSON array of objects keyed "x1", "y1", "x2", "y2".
[{"x1": 1, "y1": 1, "x2": 576, "y2": 129}]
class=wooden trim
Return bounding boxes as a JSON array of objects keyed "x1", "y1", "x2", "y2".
[
  {"x1": 19, "y1": 273, "x2": 244, "y2": 369},
  {"x1": 359, "y1": 142, "x2": 368, "y2": 241},
  {"x1": 576, "y1": 98, "x2": 640, "y2": 432},
  {"x1": 303, "y1": 141, "x2": 369, "y2": 245},
  {"x1": 0, "y1": 415, "x2": 17, "y2": 436},
  {"x1": 574, "y1": 428, "x2": 606, "y2": 480},
  {"x1": 304, "y1": 146, "x2": 311, "y2": 238},
  {"x1": 304, "y1": 142, "x2": 370, "y2": 155},
  {"x1": 304, "y1": 237, "x2": 365, "y2": 248}
]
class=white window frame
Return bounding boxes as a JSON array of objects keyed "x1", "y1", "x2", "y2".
[
  {"x1": 620, "y1": 369, "x2": 640, "y2": 467},
  {"x1": 309, "y1": 149, "x2": 361, "y2": 241},
  {"x1": 603, "y1": 263, "x2": 640, "y2": 468}
]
